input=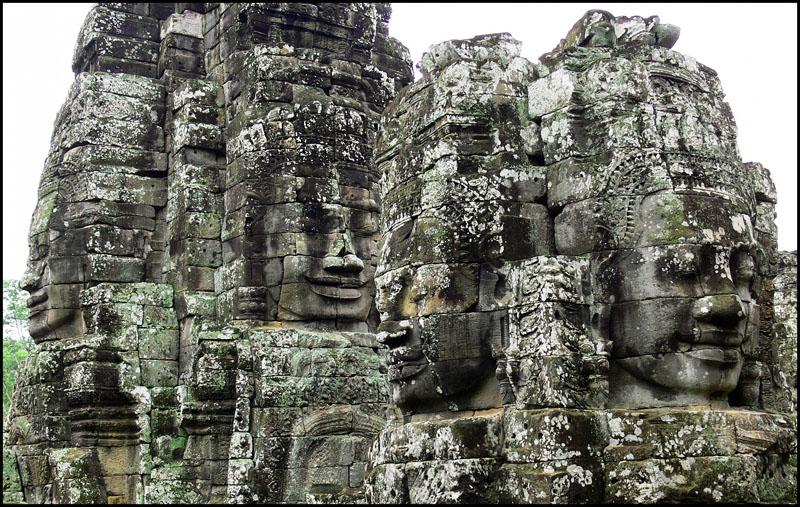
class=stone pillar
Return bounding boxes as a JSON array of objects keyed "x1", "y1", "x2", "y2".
[
  {"x1": 536, "y1": 10, "x2": 797, "y2": 502},
  {"x1": 208, "y1": 4, "x2": 412, "y2": 503}
]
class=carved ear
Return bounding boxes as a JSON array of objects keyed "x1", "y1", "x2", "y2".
[
  {"x1": 485, "y1": 309, "x2": 510, "y2": 357},
  {"x1": 494, "y1": 353, "x2": 517, "y2": 405},
  {"x1": 477, "y1": 263, "x2": 502, "y2": 311},
  {"x1": 589, "y1": 303, "x2": 612, "y2": 346}
]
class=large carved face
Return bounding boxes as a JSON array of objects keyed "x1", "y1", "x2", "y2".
[
  {"x1": 275, "y1": 200, "x2": 379, "y2": 323},
  {"x1": 375, "y1": 172, "x2": 513, "y2": 414},
  {"x1": 232, "y1": 101, "x2": 381, "y2": 326},
  {"x1": 597, "y1": 191, "x2": 759, "y2": 407},
  {"x1": 20, "y1": 195, "x2": 85, "y2": 342}
]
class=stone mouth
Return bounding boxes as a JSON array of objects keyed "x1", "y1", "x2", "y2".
[
  {"x1": 26, "y1": 290, "x2": 48, "y2": 314},
  {"x1": 690, "y1": 327, "x2": 745, "y2": 348},
  {"x1": 386, "y1": 346, "x2": 427, "y2": 381},
  {"x1": 386, "y1": 346, "x2": 424, "y2": 365},
  {"x1": 305, "y1": 275, "x2": 365, "y2": 288},
  {"x1": 676, "y1": 326, "x2": 744, "y2": 349},
  {"x1": 305, "y1": 274, "x2": 366, "y2": 299},
  {"x1": 685, "y1": 347, "x2": 741, "y2": 365}
]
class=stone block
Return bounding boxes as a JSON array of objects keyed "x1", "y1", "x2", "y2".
[
  {"x1": 96, "y1": 446, "x2": 139, "y2": 476},
  {"x1": 405, "y1": 458, "x2": 500, "y2": 504},
  {"x1": 503, "y1": 409, "x2": 607, "y2": 463},
  {"x1": 496, "y1": 461, "x2": 603, "y2": 503},
  {"x1": 605, "y1": 455, "x2": 792, "y2": 503},
  {"x1": 252, "y1": 407, "x2": 304, "y2": 437},
  {"x1": 161, "y1": 10, "x2": 203, "y2": 39},
  {"x1": 371, "y1": 414, "x2": 503, "y2": 465},
  {"x1": 141, "y1": 305, "x2": 179, "y2": 329},
  {"x1": 510, "y1": 354, "x2": 609, "y2": 409},
  {"x1": 140, "y1": 360, "x2": 178, "y2": 387},
  {"x1": 138, "y1": 328, "x2": 179, "y2": 359}
]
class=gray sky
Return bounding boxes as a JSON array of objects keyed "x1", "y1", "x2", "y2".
[{"x1": 3, "y1": 3, "x2": 797, "y2": 280}]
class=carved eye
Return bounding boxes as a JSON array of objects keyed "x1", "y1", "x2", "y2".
[
  {"x1": 394, "y1": 218, "x2": 415, "y2": 242},
  {"x1": 670, "y1": 246, "x2": 701, "y2": 278}
]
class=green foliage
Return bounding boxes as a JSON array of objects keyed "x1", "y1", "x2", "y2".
[
  {"x1": 3, "y1": 279, "x2": 32, "y2": 420},
  {"x1": 3, "y1": 279, "x2": 29, "y2": 332}
]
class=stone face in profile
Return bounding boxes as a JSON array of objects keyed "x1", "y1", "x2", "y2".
[{"x1": 374, "y1": 33, "x2": 543, "y2": 415}]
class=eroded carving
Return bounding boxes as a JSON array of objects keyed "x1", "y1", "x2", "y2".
[{"x1": 4, "y1": 5, "x2": 795, "y2": 505}]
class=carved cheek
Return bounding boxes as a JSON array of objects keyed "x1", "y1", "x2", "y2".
[
  {"x1": 609, "y1": 298, "x2": 695, "y2": 358},
  {"x1": 375, "y1": 268, "x2": 416, "y2": 319}
]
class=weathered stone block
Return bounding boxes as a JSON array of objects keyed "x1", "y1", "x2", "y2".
[
  {"x1": 141, "y1": 305, "x2": 179, "y2": 329},
  {"x1": 371, "y1": 414, "x2": 503, "y2": 466},
  {"x1": 140, "y1": 360, "x2": 178, "y2": 387},
  {"x1": 503, "y1": 409, "x2": 607, "y2": 463},
  {"x1": 496, "y1": 461, "x2": 603, "y2": 504},
  {"x1": 138, "y1": 328, "x2": 179, "y2": 360},
  {"x1": 605, "y1": 455, "x2": 794, "y2": 503},
  {"x1": 405, "y1": 458, "x2": 500, "y2": 503}
]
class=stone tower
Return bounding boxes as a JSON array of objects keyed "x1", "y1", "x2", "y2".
[
  {"x1": 5, "y1": 3, "x2": 411, "y2": 504},
  {"x1": 3, "y1": 5, "x2": 796, "y2": 505}
]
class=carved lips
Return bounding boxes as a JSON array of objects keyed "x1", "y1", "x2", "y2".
[
  {"x1": 686, "y1": 347, "x2": 741, "y2": 365},
  {"x1": 683, "y1": 324, "x2": 745, "y2": 365},
  {"x1": 305, "y1": 275, "x2": 366, "y2": 300},
  {"x1": 386, "y1": 346, "x2": 427, "y2": 381},
  {"x1": 27, "y1": 289, "x2": 48, "y2": 314},
  {"x1": 26, "y1": 289, "x2": 50, "y2": 339}
]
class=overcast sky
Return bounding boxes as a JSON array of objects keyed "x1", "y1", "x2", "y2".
[{"x1": 3, "y1": 3, "x2": 797, "y2": 280}]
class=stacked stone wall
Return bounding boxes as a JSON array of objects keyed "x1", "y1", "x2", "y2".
[{"x1": 3, "y1": 5, "x2": 796, "y2": 505}]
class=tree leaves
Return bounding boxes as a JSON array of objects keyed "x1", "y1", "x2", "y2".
[{"x1": 3, "y1": 279, "x2": 32, "y2": 420}]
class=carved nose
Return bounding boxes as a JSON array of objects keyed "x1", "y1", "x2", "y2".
[
  {"x1": 20, "y1": 264, "x2": 42, "y2": 294},
  {"x1": 691, "y1": 294, "x2": 746, "y2": 327},
  {"x1": 322, "y1": 254, "x2": 364, "y2": 275}
]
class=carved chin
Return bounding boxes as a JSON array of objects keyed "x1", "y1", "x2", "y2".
[
  {"x1": 28, "y1": 311, "x2": 50, "y2": 339},
  {"x1": 616, "y1": 351, "x2": 743, "y2": 397},
  {"x1": 390, "y1": 366, "x2": 439, "y2": 411},
  {"x1": 390, "y1": 357, "x2": 495, "y2": 413},
  {"x1": 28, "y1": 308, "x2": 83, "y2": 341}
]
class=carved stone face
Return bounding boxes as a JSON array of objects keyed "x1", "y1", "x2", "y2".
[
  {"x1": 275, "y1": 190, "x2": 379, "y2": 324},
  {"x1": 20, "y1": 200, "x2": 85, "y2": 342},
  {"x1": 599, "y1": 191, "x2": 759, "y2": 407},
  {"x1": 376, "y1": 173, "x2": 512, "y2": 414},
  {"x1": 231, "y1": 101, "x2": 381, "y2": 326}
]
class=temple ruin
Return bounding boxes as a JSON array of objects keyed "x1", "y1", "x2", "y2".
[{"x1": 3, "y1": 3, "x2": 796, "y2": 504}]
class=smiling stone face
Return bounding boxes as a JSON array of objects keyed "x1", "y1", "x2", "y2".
[
  {"x1": 20, "y1": 202, "x2": 86, "y2": 342},
  {"x1": 536, "y1": 11, "x2": 772, "y2": 410},
  {"x1": 223, "y1": 61, "x2": 386, "y2": 328},
  {"x1": 595, "y1": 191, "x2": 760, "y2": 407},
  {"x1": 275, "y1": 198, "x2": 378, "y2": 323},
  {"x1": 373, "y1": 33, "x2": 546, "y2": 415}
]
